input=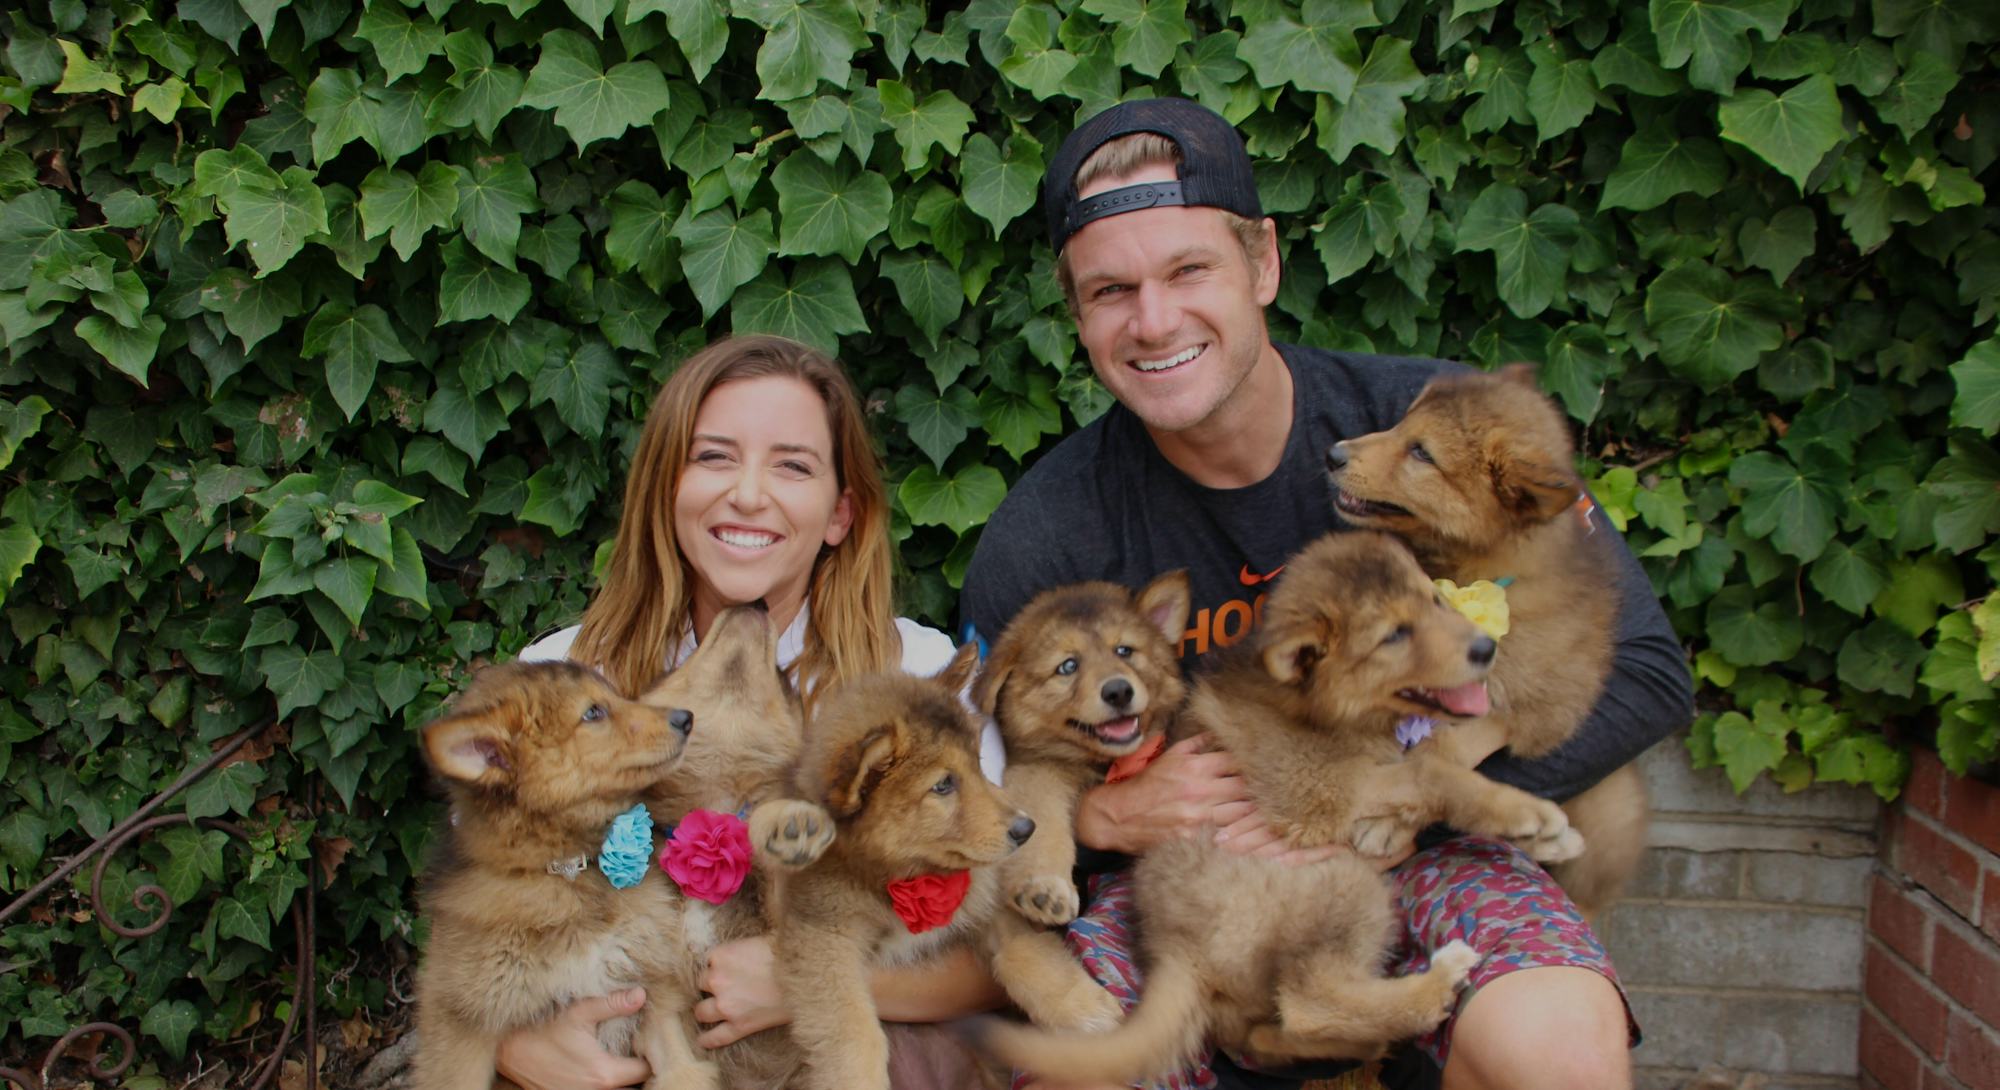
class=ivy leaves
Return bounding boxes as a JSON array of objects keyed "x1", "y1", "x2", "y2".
[
  {"x1": 1456, "y1": 185, "x2": 1577, "y2": 318},
  {"x1": 1645, "y1": 261, "x2": 1795, "y2": 388},
  {"x1": 1718, "y1": 75, "x2": 1845, "y2": 190},
  {"x1": 519, "y1": 30, "x2": 669, "y2": 150},
  {"x1": 7, "y1": 0, "x2": 2000, "y2": 1059}
]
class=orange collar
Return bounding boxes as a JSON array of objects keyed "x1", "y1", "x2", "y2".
[{"x1": 1104, "y1": 733, "x2": 1167, "y2": 785}]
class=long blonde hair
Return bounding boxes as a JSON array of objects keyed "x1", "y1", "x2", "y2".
[{"x1": 573, "y1": 335, "x2": 900, "y2": 700}]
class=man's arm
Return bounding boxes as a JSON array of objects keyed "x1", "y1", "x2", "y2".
[{"x1": 1476, "y1": 522, "x2": 1695, "y2": 801}]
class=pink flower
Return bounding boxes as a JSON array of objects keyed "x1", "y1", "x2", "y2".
[{"x1": 658, "y1": 809, "x2": 752, "y2": 905}]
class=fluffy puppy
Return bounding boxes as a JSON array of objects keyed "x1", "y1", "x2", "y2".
[
  {"x1": 411, "y1": 661, "x2": 713, "y2": 1090},
  {"x1": 970, "y1": 533, "x2": 1581, "y2": 1085},
  {"x1": 1327, "y1": 363, "x2": 1646, "y2": 915},
  {"x1": 751, "y1": 648, "x2": 1121, "y2": 1090},
  {"x1": 972, "y1": 571, "x2": 1190, "y2": 926},
  {"x1": 638, "y1": 603, "x2": 807, "y2": 1089}
]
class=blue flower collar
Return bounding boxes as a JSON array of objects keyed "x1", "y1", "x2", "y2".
[{"x1": 546, "y1": 803, "x2": 654, "y2": 889}]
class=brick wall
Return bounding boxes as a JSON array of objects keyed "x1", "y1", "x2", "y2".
[
  {"x1": 1861, "y1": 751, "x2": 2000, "y2": 1090},
  {"x1": 1602, "y1": 733, "x2": 1879, "y2": 1090}
]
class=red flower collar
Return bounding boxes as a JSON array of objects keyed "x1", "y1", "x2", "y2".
[{"x1": 885, "y1": 870, "x2": 971, "y2": 933}]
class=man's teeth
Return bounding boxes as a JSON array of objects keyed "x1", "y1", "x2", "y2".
[
  {"x1": 1134, "y1": 345, "x2": 1203, "y2": 372},
  {"x1": 717, "y1": 529, "x2": 778, "y2": 548}
]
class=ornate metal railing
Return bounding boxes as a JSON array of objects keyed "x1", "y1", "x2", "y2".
[{"x1": 0, "y1": 716, "x2": 319, "y2": 1090}]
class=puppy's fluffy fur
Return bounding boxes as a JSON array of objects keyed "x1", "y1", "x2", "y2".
[
  {"x1": 973, "y1": 572, "x2": 1190, "y2": 927},
  {"x1": 1328, "y1": 363, "x2": 1647, "y2": 915},
  {"x1": 754, "y1": 648, "x2": 1122, "y2": 1090},
  {"x1": 411, "y1": 660, "x2": 715, "y2": 1090},
  {"x1": 638, "y1": 604, "x2": 808, "y2": 1089},
  {"x1": 972, "y1": 533, "x2": 1581, "y2": 1084}
]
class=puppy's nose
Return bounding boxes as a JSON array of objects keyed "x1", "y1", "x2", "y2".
[
  {"x1": 1467, "y1": 636, "x2": 1497, "y2": 668},
  {"x1": 1326, "y1": 442, "x2": 1350, "y2": 471},
  {"x1": 1100, "y1": 678, "x2": 1133, "y2": 709},
  {"x1": 667, "y1": 708, "x2": 694, "y2": 736},
  {"x1": 1007, "y1": 815, "x2": 1036, "y2": 847}
]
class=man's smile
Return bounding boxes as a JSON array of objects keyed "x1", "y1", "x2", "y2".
[{"x1": 1132, "y1": 344, "x2": 1206, "y2": 373}]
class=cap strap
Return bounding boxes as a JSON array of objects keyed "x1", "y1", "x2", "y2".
[{"x1": 1066, "y1": 180, "x2": 1187, "y2": 239}]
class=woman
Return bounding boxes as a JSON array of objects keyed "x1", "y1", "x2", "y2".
[{"x1": 499, "y1": 334, "x2": 1006, "y2": 1089}]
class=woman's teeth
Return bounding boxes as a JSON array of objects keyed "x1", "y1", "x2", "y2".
[
  {"x1": 716, "y1": 529, "x2": 777, "y2": 549},
  {"x1": 1134, "y1": 345, "x2": 1203, "y2": 373}
]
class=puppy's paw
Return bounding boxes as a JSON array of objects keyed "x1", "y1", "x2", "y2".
[
  {"x1": 1429, "y1": 939, "x2": 1481, "y2": 989},
  {"x1": 1494, "y1": 796, "x2": 1569, "y2": 842},
  {"x1": 1055, "y1": 979, "x2": 1124, "y2": 1034},
  {"x1": 1349, "y1": 815, "x2": 1412, "y2": 858},
  {"x1": 1522, "y1": 825, "x2": 1586, "y2": 864},
  {"x1": 749, "y1": 799, "x2": 834, "y2": 867},
  {"x1": 1244, "y1": 1022, "x2": 1289, "y2": 1056},
  {"x1": 1009, "y1": 874, "x2": 1079, "y2": 927}
]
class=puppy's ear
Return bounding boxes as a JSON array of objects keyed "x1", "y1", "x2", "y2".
[
  {"x1": 970, "y1": 642, "x2": 1013, "y2": 716},
  {"x1": 1491, "y1": 448, "x2": 1579, "y2": 524},
  {"x1": 1136, "y1": 570, "x2": 1192, "y2": 644},
  {"x1": 935, "y1": 641, "x2": 981, "y2": 698},
  {"x1": 1496, "y1": 362, "x2": 1540, "y2": 389},
  {"x1": 1260, "y1": 624, "x2": 1327, "y2": 685},
  {"x1": 424, "y1": 712, "x2": 516, "y2": 786},
  {"x1": 826, "y1": 723, "x2": 903, "y2": 818}
]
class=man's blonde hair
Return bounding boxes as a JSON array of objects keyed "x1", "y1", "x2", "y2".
[{"x1": 1054, "y1": 131, "x2": 1270, "y2": 311}]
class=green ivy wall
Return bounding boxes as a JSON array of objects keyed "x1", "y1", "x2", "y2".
[{"x1": 1, "y1": 0, "x2": 1996, "y2": 1073}]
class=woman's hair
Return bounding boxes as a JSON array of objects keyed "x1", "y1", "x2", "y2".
[{"x1": 572, "y1": 334, "x2": 900, "y2": 700}]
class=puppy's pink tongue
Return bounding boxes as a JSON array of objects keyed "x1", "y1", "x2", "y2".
[
  {"x1": 1097, "y1": 716, "x2": 1141, "y2": 743},
  {"x1": 1435, "y1": 681, "x2": 1490, "y2": 717}
]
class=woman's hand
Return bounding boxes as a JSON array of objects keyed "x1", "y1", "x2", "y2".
[
  {"x1": 694, "y1": 937, "x2": 792, "y2": 1048},
  {"x1": 1075, "y1": 734, "x2": 1253, "y2": 854},
  {"x1": 494, "y1": 989, "x2": 652, "y2": 1090}
]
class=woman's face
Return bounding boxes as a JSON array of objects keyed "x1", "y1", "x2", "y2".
[{"x1": 673, "y1": 376, "x2": 855, "y2": 639}]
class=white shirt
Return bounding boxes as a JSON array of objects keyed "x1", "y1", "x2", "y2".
[{"x1": 520, "y1": 611, "x2": 1007, "y2": 783}]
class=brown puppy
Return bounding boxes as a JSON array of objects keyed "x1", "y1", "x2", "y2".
[
  {"x1": 638, "y1": 604, "x2": 809, "y2": 1089},
  {"x1": 1326, "y1": 363, "x2": 1646, "y2": 916},
  {"x1": 754, "y1": 648, "x2": 1122, "y2": 1090},
  {"x1": 411, "y1": 660, "x2": 714, "y2": 1090},
  {"x1": 972, "y1": 533, "x2": 1580, "y2": 1084},
  {"x1": 972, "y1": 572, "x2": 1190, "y2": 927}
]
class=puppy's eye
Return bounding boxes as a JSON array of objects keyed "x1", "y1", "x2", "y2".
[
  {"x1": 931, "y1": 773, "x2": 957, "y2": 796},
  {"x1": 1434, "y1": 593, "x2": 1447, "y2": 608},
  {"x1": 1409, "y1": 442, "x2": 1434, "y2": 464},
  {"x1": 582, "y1": 703, "x2": 608, "y2": 723},
  {"x1": 1113, "y1": 645, "x2": 1133, "y2": 658},
  {"x1": 1382, "y1": 624, "x2": 1412, "y2": 646},
  {"x1": 1056, "y1": 657, "x2": 1079, "y2": 676}
]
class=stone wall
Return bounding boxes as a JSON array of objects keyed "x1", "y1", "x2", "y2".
[
  {"x1": 1600, "y1": 733, "x2": 1881, "y2": 1089},
  {"x1": 1861, "y1": 751, "x2": 2000, "y2": 1090}
]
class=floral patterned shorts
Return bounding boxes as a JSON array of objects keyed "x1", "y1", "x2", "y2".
[{"x1": 1010, "y1": 836, "x2": 1638, "y2": 1090}]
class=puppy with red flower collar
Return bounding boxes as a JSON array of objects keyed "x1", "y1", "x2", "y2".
[{"x1": 750, "y1": 645, "x2": 1122, "y2": 1090}]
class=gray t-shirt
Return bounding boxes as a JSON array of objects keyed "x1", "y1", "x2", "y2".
[{"x1": 959, "y1": 343, "x2": 1694, "y2": 802}]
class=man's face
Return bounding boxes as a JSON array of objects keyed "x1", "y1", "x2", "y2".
[{"x1": 1063, "y1": 163, "x2": 1280, "y2": 436}]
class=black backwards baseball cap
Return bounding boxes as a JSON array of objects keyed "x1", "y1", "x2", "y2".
[{"x1": 1042, "y1": 97, "x2": 1263, "y2": 254}]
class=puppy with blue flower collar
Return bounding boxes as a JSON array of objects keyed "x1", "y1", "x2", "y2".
[{"x1": 411, "y1": 659, "x2": 716, "y2": 1090}]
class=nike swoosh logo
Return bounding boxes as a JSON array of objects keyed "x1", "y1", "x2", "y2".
[{"x1": 1239, "y1": 564, "x2": 1284, "y2": 586}]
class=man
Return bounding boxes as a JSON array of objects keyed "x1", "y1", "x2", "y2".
[{"x1": 958, "y1": 98, "x2": 1694, "y2": 1090}]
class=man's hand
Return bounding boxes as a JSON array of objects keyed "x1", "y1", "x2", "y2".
[
  {"x1": 694, "y1": 937, "x2": 791, "y2": 1048},
  {"x1": 495, "y1": 989, "x2": 652, "y2": 1090},
  {"x1": 1074, "y1": 733, "x2": 1418, "y2": 870},
  {"x1": 1075, "y1": 734, "x2": 1250, "y2": 854}
]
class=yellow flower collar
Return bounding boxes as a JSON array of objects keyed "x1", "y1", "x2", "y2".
[{"x1": 1435, "y1": 578, "x2": 1511, "y2": 639}]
